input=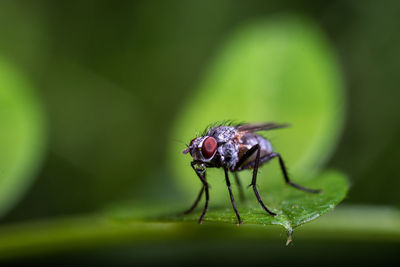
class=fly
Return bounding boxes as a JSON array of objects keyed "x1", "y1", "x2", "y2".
[{"x1": 182, "y1": 122, "x2": 321, "y2": 224}]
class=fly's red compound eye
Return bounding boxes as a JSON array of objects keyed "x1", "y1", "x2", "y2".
[{"x1": 201, "y1": 137, "x2": 217, "y2": 159}]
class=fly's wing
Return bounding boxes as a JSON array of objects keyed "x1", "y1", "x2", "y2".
[{"x1": 235, "y1": 122, "x2": 290, "y2": 133}]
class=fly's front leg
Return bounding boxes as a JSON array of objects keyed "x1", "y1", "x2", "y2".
[
  {"x1": 270, "y1": 152, "x2": 322, "y2": 193},
  {"x1": 183, "y1": 186, "x2": 204, "y2": 214},
  {"x1": 189, "y1": 161, "x2": 209, "y2": 224},
  {"x1": 224, "y1": 167, "x2": 242, "y2": 224},
  {"x1": 199, "y1": 178, "x2": 210, "y2": 224}
]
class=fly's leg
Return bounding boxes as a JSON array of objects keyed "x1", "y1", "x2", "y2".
[
  {"x1": 183, "y1": 186, "x2": 204, "y2": 214},
  {"x1": 190, "y1": 161, "x2": 210, "y2": 224},
  {"x1": 224, "y1": 167, "x2": 242, "y2": 224},
  {"x1": 250, "y1": 144, "x2": 277, "y2": 216},
  {"x1": 199, "y1": 180, "x2": 209, "y2": 224},
  {"x1": 270, "y1": 152, "x2": 321, "y2": 193},
  {"x1": 233, "y1": 173, "x2": 245, "y2": 202},
  {"x1": 233, "y1": 144, "x2": 276, "y2": 216}
]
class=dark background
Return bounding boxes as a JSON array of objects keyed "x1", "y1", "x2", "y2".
[{"x1": 0, "y1": 0, "x2": 399, "y2": 265}]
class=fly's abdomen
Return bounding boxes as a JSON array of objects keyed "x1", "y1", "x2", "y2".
[
  {"x1": 256, "y1": 135, "x2": 273, "y2": 155},
  {"x1": 237, "y1": 134, "x2": 273, "y2": 169}
]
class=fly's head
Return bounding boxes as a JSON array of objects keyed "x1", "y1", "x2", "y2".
[{"x1": 182, "y1": 135, "x2": 218, "y2": 163}]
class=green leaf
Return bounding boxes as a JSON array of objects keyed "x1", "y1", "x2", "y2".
[
  {"x1": 105, "y1": 170, "x2": 348, "y2": 242},
  {"x1": 0, "y1": 56, "x2": 46, "y2": 217},
  {"x1": 168, "y1": 15, "x2": 345, "y2": 204},
  {"x1": 163, "y1": 170, "x2": 348, "y2": 234}
]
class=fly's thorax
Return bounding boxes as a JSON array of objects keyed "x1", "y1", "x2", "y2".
[
  {"x1": 207, "y1": 126, "x2": 236, "y2": 143},
  {"x1": 217, "y1": 140, "x2": 240, "y2": 168}
]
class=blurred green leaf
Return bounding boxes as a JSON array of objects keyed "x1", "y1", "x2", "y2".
[
  {"x1": 0, "y1": 56, "x2": 46, "y2": 217},
  {"x1": 4, "y1": 203, "x2": 400, "y2": 261},
  {"x1": 42, "y1": 62, "x2": 144, "y2": 208},
  {"x1": 169, "y1": 15, "x2": 345, "y2": 204}
]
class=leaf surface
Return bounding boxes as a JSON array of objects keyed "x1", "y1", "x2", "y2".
[{"x1": 163, "y1": 171, "x2": 348, "y2": 234}]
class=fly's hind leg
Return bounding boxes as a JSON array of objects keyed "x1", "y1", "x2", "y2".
[{"x1": 270, "y1": 152, "x2": 321, "y2": 193}]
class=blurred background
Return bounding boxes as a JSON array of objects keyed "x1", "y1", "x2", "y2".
[{"x1": 0, "y1": 0, "x2": 399, "y2": 265}]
